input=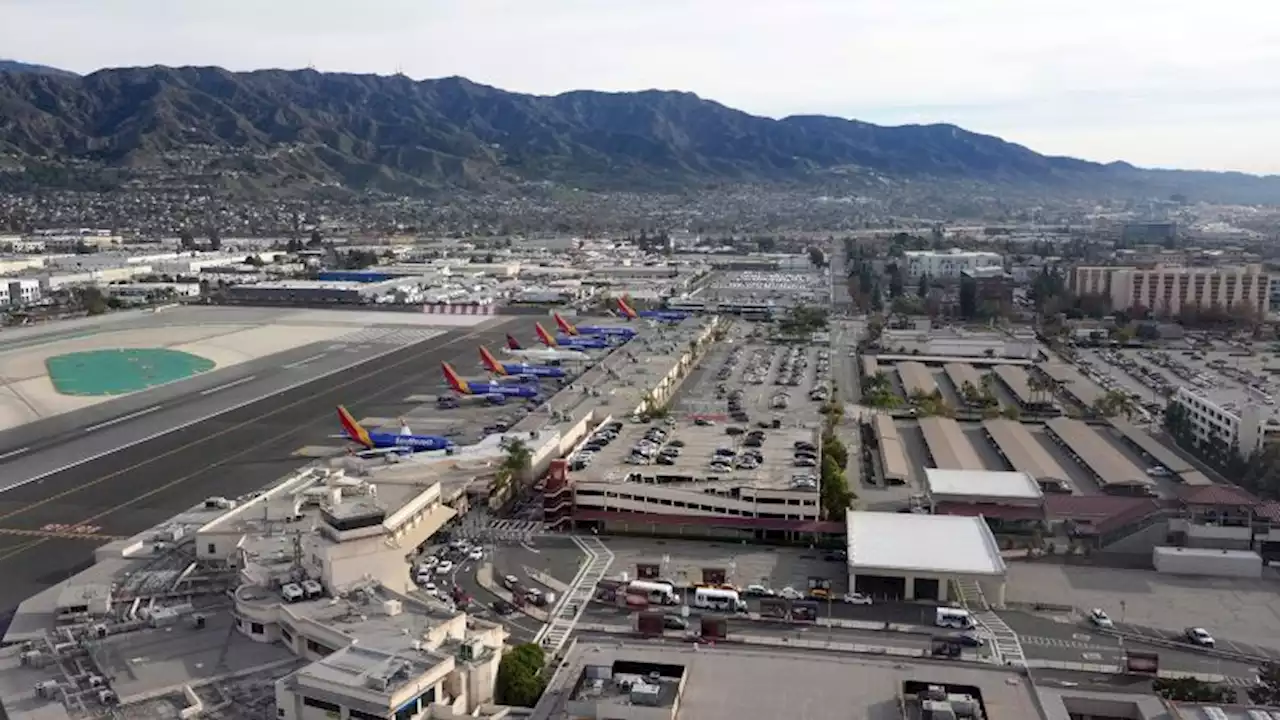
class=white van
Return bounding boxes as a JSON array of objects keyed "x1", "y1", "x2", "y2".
[{"x1": 935, "y1": 607, "x2": 974, "y2": 629}]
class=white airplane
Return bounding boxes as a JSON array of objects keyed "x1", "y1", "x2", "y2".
[{"x1": 502, "y1": 334, "x2": 588, "y2": 362}]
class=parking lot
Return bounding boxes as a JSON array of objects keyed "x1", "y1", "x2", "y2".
[
  {"x1": 1007, "y1": 562, "x2": 1280, "y2": 655},
  {"x1": 565, "y1": 334, "x2": 832, "y2": 489},
  {"x1": 707, "y1": 270, "x2": 829, "y2": 307}
]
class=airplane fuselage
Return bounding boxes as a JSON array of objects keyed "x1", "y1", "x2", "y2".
[
  {"x1": 499, "y1": 362, "x2": 564, "y2": 378},
  {"x1": 365, "y1": 431, "x2": 452, "y2": 453}
]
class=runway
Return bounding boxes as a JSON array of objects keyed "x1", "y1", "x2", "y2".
[{"x1": 0, "y1": 319, "x2": 525, "y2": 612}]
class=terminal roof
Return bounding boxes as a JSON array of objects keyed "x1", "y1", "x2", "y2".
[{"x1": 846, "y1": 511, "x2": 1006, "y2": 576}]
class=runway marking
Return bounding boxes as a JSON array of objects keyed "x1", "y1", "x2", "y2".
[
  {"x1": 84, "y1": 405, "x2": 163, "y2": 433},
  {"x1": 0, "y1": 323, "x2": 508, "y2": 564},
  {"x1": 0, "y1": 323, "x2": 501, "y2": 494},
  {"x1": 283, "y1": 353, "x2": 328, "y2": 369},
  {"x1": 199, "y1": 375, "x2": 258, "y2": 396},
  {"x1": 0, "y1": 527, "x2": 126, "y2": 541},
  {"x1": 0, "y1": 447, "x2": 29, "y2": 461}
]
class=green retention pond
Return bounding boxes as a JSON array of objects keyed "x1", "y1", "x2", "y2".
[{"x1": 45, "y1": 348, "x2": 215, "y2": 396}]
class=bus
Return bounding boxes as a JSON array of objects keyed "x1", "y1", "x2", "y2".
[
  {"x1": 626, "y1": 580, "x2": 679, "y2": 605},
  {"x1": 692, "y1": 587, "x2": 747, "y2": 613},
  {"x1": 935, "y1": 607, "x2": 975, "y2": 630}
]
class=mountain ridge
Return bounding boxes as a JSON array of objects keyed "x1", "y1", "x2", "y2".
[{"x1": 0, "y1": 64, "x2": 1277, "y2": 202}]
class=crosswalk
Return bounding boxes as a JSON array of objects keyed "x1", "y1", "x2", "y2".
[
  {"x1": 454, "y1": 519, "x2": 546, "y2": 543},
  {"x1": 334, "y1": 328, "x2": 447, "y2": 345},
  {"x1": 1020, "y1": 635, "x2": 1107, "y2": 651},
  {"x1": 977, "y1": 611, "x2": 1026, "y2": 666}
]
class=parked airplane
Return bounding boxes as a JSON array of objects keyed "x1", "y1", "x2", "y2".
[
  {"x1": 617, "y1": 297, "x2": 690, "y2": 322},
  {"x1": 535, "y1": 321, "x2": 610, "y2": 350},
  {"x1": 441, "y1": 362, "x2": 540, "y2": 404},
  {"x1": 479, "y1": 346, "x2": 566, "y2": 379},
  {"x1": 553, "y1": 311, "x2": 637, "y2": 339},
  {"x1": 335, "y1": 405, "x2": 454, "y2": 458},
  {"x1": 504, "y1": 334, "x2": 588, "y2": 362}
]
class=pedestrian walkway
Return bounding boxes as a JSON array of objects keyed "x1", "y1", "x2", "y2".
[
  {"x1": 455, "y1": 519, "x2": 545, "y2": 543},
  {"x1": 977, "y1": 611, "x2": 1026, "y2": 666},
  {"x1": 538, "y1": 536, "x2": 613, "y2": 656}
]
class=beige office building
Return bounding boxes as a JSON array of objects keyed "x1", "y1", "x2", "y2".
[{"x1": 1070, "y1": 264, "x2": 1269, "y2": 315}]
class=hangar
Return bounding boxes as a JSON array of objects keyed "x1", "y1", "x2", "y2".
[{"x1": 845, "y1": 511, "x2": 1007, "y2": 606}]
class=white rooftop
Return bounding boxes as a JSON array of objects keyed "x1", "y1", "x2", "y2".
[
  {"x1": 846, "y1": 511, "x2": 1006, "y2": 576},
  {"x1": 924, "y1": 468, "x2": 1044, "y2": 501}
]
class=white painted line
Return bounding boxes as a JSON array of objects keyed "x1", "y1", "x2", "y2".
[
  {"x1": 84, "y1": 406, "x2": 163, "y2": 433},
  {"x1": 0, "y1": 447, "x2": 29, "y2": 461},
  {"x1": 0, "y1": 324, "x2": 495, "y2": 494},
  {"x1": 283, "y1": 353, "x2": 328, "y2": 369},
  {"x1": 199, "y1": 375, "x2": 258, "y2": 396}
]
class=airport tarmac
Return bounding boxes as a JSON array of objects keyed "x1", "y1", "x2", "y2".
[{"x1": 0, "y1": 318, "x2": 539, "y2": 613}]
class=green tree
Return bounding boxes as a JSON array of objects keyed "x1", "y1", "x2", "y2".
[
  {"x1": 916, "y1": 273, "x2": 929, "y2": 298},
  {"x1": 887, "y1": 263, "x2": 904, "y2": 298},
  {"x1": 496, "y1": 643, "x2": 547, "y2": 706},
  {"x1": 820, "y1": 454, "x2": 852, "y2": 521},
  {"x1": 1153, "y1": 677, "x2": 1234, "y2": 703},
  {"x1": 496, "y1": 437, "x2": 533, "y2": 495}
]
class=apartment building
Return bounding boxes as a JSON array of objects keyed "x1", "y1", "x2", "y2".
[
  {"x1": 1169, "y1": 387, "x2": 1280, "y2": 459},
  {"x1": 2, "y1": 278, "x2": 42, "y2": 307},
  {"x1": 1070, "y1": 264, "x2": 1270, "y2": 315},
  {"x1": 903, "y1": 249, "x2": 1003, "y2": 279}
]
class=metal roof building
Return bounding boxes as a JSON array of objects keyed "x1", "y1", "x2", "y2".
[
  {"x1": 1045, "y1": 417, "x2": 1152, "y2": 493},
  {"x1": 897, "y1": 361, "x2": 938, "y2": 398},
  {"x1": 845, "y1": 511, "x2": 1007, "y2": 606},
  {"x1": 918, "y1": 416, "x2": 984, "y2": 471},
  {"x1": 982, "y1": 418, "x2": 1071, "y2": 489},
  {"x1": 871, "y1": 414, "x2": 910, "y2": 485},
  {"x1": 944, "y1": 362, "x2": 985, "y2": 396}
]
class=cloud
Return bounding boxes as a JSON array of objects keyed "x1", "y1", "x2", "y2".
[{"x1": 4, "y1": 0, "x2": 1279, "y2": 173}]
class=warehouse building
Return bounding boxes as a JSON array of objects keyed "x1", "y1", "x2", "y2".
[
  {"x1": 845, "y1": 511, "x2": 1007, "y2": 605},
  {"x1": 870, "y1": 414, "x2": 910, "y2": 486}
]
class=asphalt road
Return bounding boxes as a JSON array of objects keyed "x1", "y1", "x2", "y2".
[
  {"x1": 999, "y1": 610, "x2": 1261, "y2": 682},
  {"x1": 0, "y1": 319, "x2": 528, "y2": 613}
]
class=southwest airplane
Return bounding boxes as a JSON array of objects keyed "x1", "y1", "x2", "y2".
[
  {"x1": 503, "y1": 334, "x2": 588, "y2": 362},
  {"x1": 335, "y1": 406, "x2": 454, "y2": 457},
  {"x1": 479, "y1": 346, "x2": 566, "y2": 379},
  {"x1": 553, "y1": 311, "x2": 637, "y2": 339},
  {"x1": 616, "y1": 297, "x2": 690, "y2": 322},
  {"x1": 535, "y1": 321, "x2": 610, "y2": 350},
  {"x1": 442, "y1": 362, "x2": 540, "y2": 404}
]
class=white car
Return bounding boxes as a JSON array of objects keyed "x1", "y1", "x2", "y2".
[
  {"x1": 420, "y1": 581, "x2": 438, "y2": 595},
  {"x1": 435, "y1": 560, "x2": 455, "y2": 575},
  {"x1": 842, "y1": 592, "x2": 873, "y2": 606},
  {"x1": 778, "y1": 586, "x2": 805, "y2": 601},
  {"x1": 1145, "y1": 466, "x2": 1171, "y2": 477},
  {"x1": 743, "y1": 584, "x2": 775, "y2": 597},
  {"x1": 415, "y1": 571, "x2": 433, "y2": 586},
  {"x1": 1088, "y1": 608, "x2": 1113, "y2": 628},
  {"x1": 467, "y1": 547, "x2": 484, "y2": 561},
  {"x1": 420, "y1": 555, "x2": 440, "y2": 568},
  {"x1": 1185, "y1": 627, "x2": 1215, "y2": 647}
]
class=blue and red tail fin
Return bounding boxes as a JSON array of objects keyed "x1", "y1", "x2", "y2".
[
  {"x1": 553, "y1": 311, "x2": 578, "y2": 336},
  {"x1": 479, "y1": 346, "x2": 507, "y2": 375},
  {"x1": 336, "y1": 405, "x2": 373, "y2": 448},
  {"x1": 441, "y1": 362, "x2": 471, "y2": 394},
  {"x1": 535, "y1": 322, "x2": 558, "y2": 347},
  {"x1": 506, "y1": 334, "x2": 523, "y2": 350}
]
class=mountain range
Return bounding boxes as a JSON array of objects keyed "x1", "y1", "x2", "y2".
[{"x1": 0, "y1": 63, "x2": 1278, "y2": 203}]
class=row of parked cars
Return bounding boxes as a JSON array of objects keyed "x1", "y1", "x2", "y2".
[
  {"x1": 742, "y1": 583, "x2": 872, "y2": 605},
  {"x1": 569, "y1": 420, "x2": 626, "y2": 471},
  {"x1": 774, "y1": 347, "x2": 810, "y2": 387},
  {"x1": 631, "y1": 425, "x2": 687, "y2": 466}
]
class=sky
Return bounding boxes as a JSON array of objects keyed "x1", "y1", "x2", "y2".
[{"x1": 5, "y1": 0, "x2": 1280, "y2": 175}]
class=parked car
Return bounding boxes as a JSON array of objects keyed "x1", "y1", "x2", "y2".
[
  {"x1": 778, "y1": 586, "x2": 805, "y2": 600},
  {"x1": 743, "y1": 584, "x2": 774, "y2": 597},
  {"x1": 1088, "y1": 608, "x2": 1113, "y2": 628},
  {"x1": 842, "y1": 592, "x2": 873, "y2": 605}
]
